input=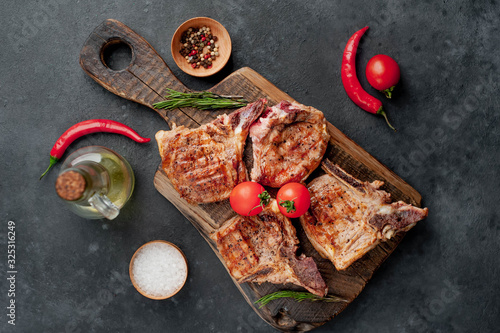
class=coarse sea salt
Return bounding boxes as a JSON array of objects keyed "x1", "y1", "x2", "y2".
[{"x1": 131, "y1": 242, "x2": 188, "y2": 298}]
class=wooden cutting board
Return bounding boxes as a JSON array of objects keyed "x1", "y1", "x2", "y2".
[{"x1": 80, "y1": 19, "x2": 422, "y2": 332}]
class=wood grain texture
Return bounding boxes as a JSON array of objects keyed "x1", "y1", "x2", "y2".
[{"x1": 80, "y1": 19, "x2": 423, "y2": 332}]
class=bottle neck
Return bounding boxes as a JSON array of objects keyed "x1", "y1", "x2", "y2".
[{"x1": 56, "y1": 161, "x2": 110, "y2": 202}]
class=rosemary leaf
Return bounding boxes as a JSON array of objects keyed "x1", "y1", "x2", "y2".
[
  {"x1": 152, "y1": 88, "x2": 248, "y2": 110},
  {"x1": 255, "y1": 291, "x2": 347, "y2": 309}
]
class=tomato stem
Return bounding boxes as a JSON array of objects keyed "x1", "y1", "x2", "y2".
[
  {"x1": 279, "y1": 198, "x2": 297, "y2": 214},
  {"x1": 248, "y1": 191, "x2": 271, "y2": 215},
  {"x1": 381, "y1": 86, "x2": 395, "y2": 99}
]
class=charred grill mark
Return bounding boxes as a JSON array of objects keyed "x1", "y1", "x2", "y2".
[
  {"x1": 156, "y1": 100, "x2": 266, "y2": 204},
  {"x1": 166, "y1": 129, "x2": 239, "y2": 202},
  {"x1": 302, "y1": 165, "x2": 428, "y2": 271},
  {"x1": 250, "y1": 102, "x2": 329, "y2": 188},
  {"x1": 214, "y1": 201, "x2": 327, "y2": 296},
  {"x1": 218, "y1": 221, "x2": 260, "y2": 278}
]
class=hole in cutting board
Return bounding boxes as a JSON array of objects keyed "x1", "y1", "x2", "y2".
[{"x1": 101, "y1": 39, "x2": 132, "y2": 71}]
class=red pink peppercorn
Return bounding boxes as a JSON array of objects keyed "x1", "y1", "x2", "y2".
[{"x1": 179, "y1": 26, "x2": 220, "y2": 69}]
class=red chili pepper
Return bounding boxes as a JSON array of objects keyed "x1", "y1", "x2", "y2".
[
  {"x1": 341, "y1": 26, "x2": 396, "y2": 131},
  {"x1": 40, "y1": 119, "x2": 150, "y2": 179}
]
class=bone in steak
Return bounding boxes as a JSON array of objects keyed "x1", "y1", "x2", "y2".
[
  {"x1": 249, "y1": 100, "x2": 330, "y2": 188},
  {"x1": 300, "y1": 160, "x2": 428, "y2": 270},
  {"x1": 211, "y1": 200, "x2": 328, "y2": 296},
  {"x1": 155, "y1": 99, "x2": 266, "y2": 204}
]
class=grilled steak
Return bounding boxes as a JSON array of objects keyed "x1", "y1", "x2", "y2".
[
  {"x1": 211, "y1": 200, "x2": 328, "y2": 296},
  {"x1": 300, "y1": 160, "x2": 428, "y2": 270},
  {"x1": 249, "y1": 100, "x2": 330, "y2": 188},
  {"x1": 155, "y1": 99, "x2": 266, "y2": 204}
]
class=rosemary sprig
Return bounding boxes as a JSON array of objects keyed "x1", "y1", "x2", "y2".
[
  {"x1": 255, "y1": 291, "x2": 348, "y2": 309},
  {"x1": 153, "y1": 88, "x2": 248, "y2": 110}
]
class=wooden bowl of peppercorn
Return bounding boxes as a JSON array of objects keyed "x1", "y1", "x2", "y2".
[{"x1": 171, "y1": 17, "x2": 232, "y2": 77}]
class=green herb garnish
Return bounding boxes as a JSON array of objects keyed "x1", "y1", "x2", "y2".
[
  {"x1": 255, "y1": 291, "x2": 347, "y2": 308},
  {"x1": 153, "y1": 88, "x2": 248, "y2": 110}
]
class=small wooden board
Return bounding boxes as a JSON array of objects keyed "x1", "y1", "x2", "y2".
[{"x1": 80, "y1": 19, "x2": 422, "y2": 332}]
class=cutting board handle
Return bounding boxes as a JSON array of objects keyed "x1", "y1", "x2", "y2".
[{"x1": 79, "y1": 19, "x2": 189, "y2": 125}]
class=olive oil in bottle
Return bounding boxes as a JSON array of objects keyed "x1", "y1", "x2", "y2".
[{"x1": 55, "y1": 146, "x2": 135, "y2": 220}]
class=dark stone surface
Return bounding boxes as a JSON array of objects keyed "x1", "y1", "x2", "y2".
[{"x1": 1, "y1": 0, "x2": 499, "y2": 332}]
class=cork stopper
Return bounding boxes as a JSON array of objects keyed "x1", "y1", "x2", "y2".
[{"x1": 55, "y1": 171, "x2": 86, "y2": 201}]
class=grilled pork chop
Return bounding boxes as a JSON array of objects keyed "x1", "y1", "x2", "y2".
[
  {"x1": 211, "y1": 200, "x2": 327, "y2": 296},
  {"x1": 249, "y1": 100, "x2": 330, "y2": 187},
  {"x1": 155, "y1": 99, "x2": 266, "y2": 204},
  {"x1": 300, "y1": 160, "x2": 428, "y2": 270}
]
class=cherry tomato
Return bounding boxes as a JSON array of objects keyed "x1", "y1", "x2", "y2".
[
  {"x1": 230, "y1": 182, "x2": 270, "y2": 216},
  {"x1": 276, "y1": 183, "x2": 311, "y2": 218},
  {"x1": 365, "y1": 54, "x2": 400, "y2": 98}
]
